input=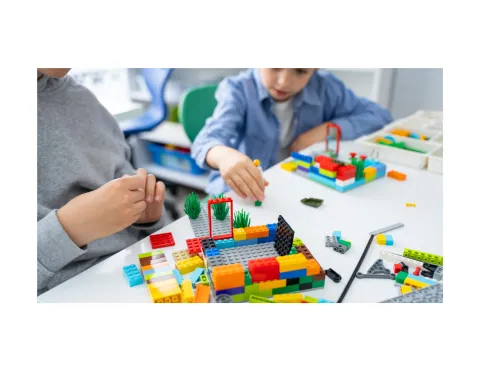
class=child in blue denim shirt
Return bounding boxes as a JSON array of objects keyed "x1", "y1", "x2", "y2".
[{"x1": 192, "y1": 68, "x2": 392, "y2": 200}]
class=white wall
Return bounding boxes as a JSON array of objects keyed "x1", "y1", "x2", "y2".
[{"x1": 389, "y1": 68, "x2": 443, "y2": 119}]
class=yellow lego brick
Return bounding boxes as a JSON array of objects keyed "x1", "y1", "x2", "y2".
[
  {"x1": 297, "y1": 160, "x2": 312, "y2": 168},
  {"x1": 365, "y1": 175, "x2": 375, "y2": 183},
  {"x1": 376, "y1": 234, "x2": 386, "y2": 245},
  {"x1": 364, "y1": 167, "x2": 376, "y2": 177},
  {"x1": 181, "y1": 280, "x2": 194, "y2": 303},
  {"x1": 303, "y1": 296, "x2": 318, "y2": 303},
  {"x1": 258, "y1": 279, "x2": 286, "y2": 291},
  {"x1": 280, "y1": 162, "x2": 297, "y2": 172},
  {"x1": 404, "y1": 277, "x2": 429, "y2": 289},
  {"x1": 233, "y1": 228, "x2": 246, "y2": 241},
  {"x1": 273, "y1": 293, "x2": 303, "y2": 303},
  {"x1": 176, "y1": 256, "x2": 204, "y2": 275},
  {"x1": 405, "y1": 203, "x2": 416, "y2": 207},
  {"x1": 320, "y1": 168, "x2": 336, "y2": 178},
  {"x1": 276, "y1": 254, "x2": 308, "y2": 273},
  {"x1": 400, "y1": 285, "x2": 413, "y2": 295},
  {"x1": 148, "y1": 282, "x2": 181, "y2": 303}
]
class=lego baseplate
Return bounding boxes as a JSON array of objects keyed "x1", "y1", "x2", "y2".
[
  {"x1": 381, "y1": 282, "x2": 443, "y2": 303},
  {"x1": 189, "y1": 204, "x2": 232, "y2": 238}
]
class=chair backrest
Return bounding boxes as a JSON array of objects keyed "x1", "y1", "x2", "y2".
[
  {"x1": 178, "y1": 85, "x2": 218, "y2": 143},
  {"x1": 142, "y1": 68, "x2": 172, "y2": 107}
]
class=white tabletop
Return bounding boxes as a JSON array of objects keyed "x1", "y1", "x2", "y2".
[
  {"x1": 37, "y1": 141, "x2": 442, "y2": 303},
  {"x1": 139, "y1": 121, "x2": 192, "y2": 148}
]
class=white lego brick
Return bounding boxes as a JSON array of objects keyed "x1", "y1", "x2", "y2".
[
  {"x1": 335, "y1": 178, "x2": 355, "y2": 187},
  {"x1": 379, "y1": 250, "x2": 422, "y2": 269}
]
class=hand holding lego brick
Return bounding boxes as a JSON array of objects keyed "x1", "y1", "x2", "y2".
[
  {"x1": 290, "y1": 124, "x2": 328, "y2": 153},
  {"x1": 57, "y1": 174, "x2": 148, "y2": 247},
  {"x1": 207, "y1": 146, "x2": 269, "y2": 201},
  {"x1": 133, "y1": 168, "x2": 165, "y2": 224}
]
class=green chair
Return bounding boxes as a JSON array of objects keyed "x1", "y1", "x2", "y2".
[{"x1": 178, "y1": 84, "x2": 218, "y2": 143}]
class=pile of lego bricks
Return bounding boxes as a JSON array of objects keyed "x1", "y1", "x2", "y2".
[
  {"x1": 203, "y1": 216, "x2": 326, "y2": 303},
  {"x1": 281, "y1": 151, "x2": 387, "y2": 192}
]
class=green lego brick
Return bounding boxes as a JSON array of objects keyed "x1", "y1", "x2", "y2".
[
  {"x1": 338, "y1": 239, "x2": 351, "y2": 248},
  {"x1": 396, "y1": 271, "x2": 408, "y2": 284},
  {"x1": 254, "y1": 200, "x2": 262, "y2": 207},
  {"x1": 245, "y1": 283, "x2": 259, "y2": 297},
  {"x1": 199, "y1": 274, "x2": 210, "y2": 286},
  {"x1": 289, "y1": 247, "x2": 298, "y2": 255},
  {"x1": 300, "y1": 275, "x2": 314, "y2": 284},
  {"x1": 403, "y1": 248, "x2": 443, "y2": 266},
  {"x1": 311, "y1": 280, "x2": 325, "y2": 289},
  {"x1": 293, "y1": 238, "x2": 304, "y2": 247},
  {"x1": 257, "y1": 289, "x2": 273, "y2": 298},
  {"x1": 244, "y1": 270, "x2": 252, "y2": 285},
  {"x1": 273, "y1": 284, "x2": 300, "y2": 295},
  {"x1": 249, "y1": 295, "x2": 276, "y2": 303},
  {"x1": 304, "y1": 295, "x2": 318, "y2": 303},
  {"x1": 232, "y1": 293, "x2": 246, "y2": 303},
  {"x1": 138, "y1": 250, "x2": 165, "y2": 259}
]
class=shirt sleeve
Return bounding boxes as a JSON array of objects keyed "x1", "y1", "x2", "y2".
[
  {"x1": 191, "y1": 78, "x2": 247, "y2": 170},
  {"x1": 323, "y1": 73, "x2": 393, "y2": 140}
]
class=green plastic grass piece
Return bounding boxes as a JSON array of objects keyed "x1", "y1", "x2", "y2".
[
  {"x1": 233, "y1": 209, "x2": 251, "y2": 228},
  {"x1": 301, "y1": 198, "x2": 324, "y2": 208},
  {"x1": 184, "y1": 192, "x2": 201, "y2": 219},
  {"x1": 210, "y1": 193, "x2": 230, "y2": 221}
]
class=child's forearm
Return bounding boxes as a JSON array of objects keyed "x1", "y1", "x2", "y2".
[{"x1": 206, "y1": 145, "x2": 238, "y2": 170}]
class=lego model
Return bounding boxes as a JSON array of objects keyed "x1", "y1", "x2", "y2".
[
  {"x1": 325, "y1": 233, "x2": 351, "y2": 254},
  {"x1": 281, "y1": 148, "x2": 387, "y2": 192}
]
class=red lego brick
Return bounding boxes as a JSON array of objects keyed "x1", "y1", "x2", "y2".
[
  {"x1": 336, "y1": 165, "x2": 356, "y2": 180},
  {"x1": 393, "y1": 263, "x2": 402, "y2": 274},
  {"x1": 248, "y1": 257, "x2": 280, "y2": 283},
  {"x1": 413, "y1": 266, "x2": 421, "y2": 276},
  {"x1": 186, "y1": 238, "x2": 203, "y2": 254},
  {"x1": 207, "y1": 197, "x2": 233, "y2": 205},
  {"x1": 314, "y1": 155, "x2": 340, "y2": 172},
  {"x1": 149, "y1": 232, "x2": 175, "y2": 249}
]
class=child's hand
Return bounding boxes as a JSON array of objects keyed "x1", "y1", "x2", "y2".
[
  {"x1": 57, "y1": 175, "x2": 148, "y2": 247},
  {"x1": 208, "y1": 146, "x2": 268, "y2": 201},
  {"x1": 290, "y1": 124, "x2": 328, "y2": 153},
  {"x1": 133, "y1": 168, "x2": 165, "y2": 224}
]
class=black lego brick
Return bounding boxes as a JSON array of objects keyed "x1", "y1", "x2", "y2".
[
  {"x1": 286, "y1": 277, "x2": 300, "y2": 285},
  {"x1": 299, "y1": 282, "x2": 313, "y2": 291}
]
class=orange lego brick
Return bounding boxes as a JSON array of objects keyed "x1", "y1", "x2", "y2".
[
  {"x1": 212, "y1": 263, "x2": 245, "y2": 291},
  {"x1": 194, "y1": 284, "x2": 210, "y2": 303},
  {"x1": 258, "y1": 279, "x2": 286, "y2": 291},
  {"x1": 390, "y1": 128, "x2": 411, "y2": 137},
  {"x1": 387, "y1": 170, "x2": 407, "y2": 181},
  {"x1": 255, "y1": 225, "x2": 269, "y2": 238},
  {"x1": 276, "y1": 254, "x2": 308, "y2": 273},
  {"x1": 306, "y1": 259, "x2": 321, "y2": 276}
]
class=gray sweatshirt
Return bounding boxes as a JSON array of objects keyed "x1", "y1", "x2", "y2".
[{"x1": 37, "y1": 74, "x2": 164, "y2": 295}]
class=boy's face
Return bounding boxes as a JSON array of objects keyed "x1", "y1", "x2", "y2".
[
  {"x1": 37, "y1": 68, "x2": 71, "y2": 78},
  {"x1": 260, "y1": 68, "x2": 316, "y2": 102}
]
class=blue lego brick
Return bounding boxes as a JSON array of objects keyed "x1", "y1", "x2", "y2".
[
  {"x1": 409, "y1": 133, "x2": 420, "y2": 139},
  {"x1": 309, "y1": 172, "x2": 337, "y2": 189},
  {"x1": 280, "y1": 269, "x2": 307, "y2": 279},
  {"x1": 189, "y1": 267, "x2": 204, "y2": 285},
  {"x1": 172, "y1": 269, "x2": 184, "y2": 285},
  {"x1": 235, "y1": 238, "x2": 258, "y2": 247},
  {"x1": 205, "y1": 248, "x2": 220, "y2": 257},
  {"x1": 403, "y1": 273, "x2": 437, "y2": 286},
  {"x1": 258, "y1": 235, "x2": 275, "y2": 243},
  {"x1": 297, "y1": 165, "x2": 309, "y2": 173},
  {"x1": 318, "y1": 298, "x2": 334, "y2": 303},
  {"x1": 216, "y1": 238, "x2": 235, "y2": 249},
  {"x1": 309, "y1": 166, "x2": 320, "y2": 175},
  {"x1": 364, "y1": 159, "x2": 376, "y2": 167},
  {"x1": 215, "y1": 286, "x2": 245, "y2": 296},
  {"x1": 372, "y1": 162, "x2": 387, "y2": 176},
  {"x1": 333, "y1": 231, "x2": 341, "y2": 239},
  {"x1": 291, "y1": 152, "x2": 313, "y2": 163},
  {"x1": 123, "y1": 264, "x2": 144, "y2": 287},
  {"x1": 385, "y1": 235, "x2": 394, "y2": 246}
]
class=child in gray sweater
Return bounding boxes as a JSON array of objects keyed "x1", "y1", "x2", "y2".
[{"x1": 37, "y1": 68, "x2": 166, "y2": 295}]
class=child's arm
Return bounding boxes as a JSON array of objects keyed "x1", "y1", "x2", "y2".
[
  {"x1": 191, "y1": 79, "x2": 267, "y2": 201},
  {"x1": 322, "y1": 73, "x2": 393, "y2": 140}
]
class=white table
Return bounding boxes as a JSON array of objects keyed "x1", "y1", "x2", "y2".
[{"x1": 37, "y1": 141, "x2": 442, "y2": 303}]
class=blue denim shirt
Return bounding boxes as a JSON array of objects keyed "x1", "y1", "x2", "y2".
[{"x1": 192, "y1": 68, "x2": 392, "y2": 195}]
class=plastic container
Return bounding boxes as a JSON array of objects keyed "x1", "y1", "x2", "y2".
[
  {"x1": 427, "y1": 147, "x2": 443, "y2": 174},
  {"x1": 147, "y1": 143, "x2": 206, "y2": 175}
]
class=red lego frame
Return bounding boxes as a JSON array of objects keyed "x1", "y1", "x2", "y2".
[
  {"x1": 207, "y1": 197, "x2": 234, "y2": 240},
  {"x1": 325, "y1": 122, "x2": 342, "y2": 158}
]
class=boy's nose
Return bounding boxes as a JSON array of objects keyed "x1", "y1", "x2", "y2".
[{"x1": 277, "y1": 71, "x2": 293, "y2": 87}]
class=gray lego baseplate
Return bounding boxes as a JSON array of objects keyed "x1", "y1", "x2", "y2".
[
  {"x1": 367, "y1": 259, "x2": 391, "y2": 275},
  {"x1": 206, "y1": 242, "x2": 279, "y2": 270},
  {"x1": 381, "y1": 283, "x2": 443, "y2": 303},
  {"x1": 189, "y1": 204, "x2": 232, "y2": 238}
]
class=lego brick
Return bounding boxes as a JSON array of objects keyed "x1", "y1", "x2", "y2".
[
  {"x1": 274, "y1": 215, "x2": 295, "y2": 256},
  {"x1": 300, "y1": 275, "x2": 313, "y2": 284},
  {"x1": 249, "y1": 295, "x2": 276, "y2": 303},
  {"x1": 312, "y1": 280, "x2": 325, "y2": 289},
  {"x1": 244, "y1": 270, "x2": 252, "y2": 285},
  {"x1": 259, "y1": 279, "x2": 286, "y2": 291},
  {"x1": 235, "y1": 238, "x2": 258, "y2": 247},
  {"x1": 385, "y1": 235, "x2": 394, "y2": 246},
  {"x1": 317, "y1": 298, "x2": 334, "y2": 303},
  {"x1": 258, "y1": 236, "x2": 275, "y2": 243},
  {"x1": 303, "y1": 296, "x2": 318, "y2": 303},
  {"x1": 201, "y1": 237, "x2": 216, "y2": 250},
  {"x1": 172, "y1": 249, "x2": 196, "y2": 263},
  {"x1": 205, "y1": 248, "x2": 220, "y2": 258},
  {"x1": 232, "y1": 293, "x2": 246, "y2": 303},
  {"x1": 215, "y1": 286, "x2": 245, "y2": 296},
  {"x1": 306, "y1": 259, "x2": 321, "y2": 276},
  {"x1": 312, "y1": 271, "x2": 326, "y2": 281},
  {"x1": 194, "y1": 284, "x2": 210, "y2": 303},
  {"x1": 335, "y1": 178, "x2": 366, "y2": 192},
  {"x1": 198, "y1": 274, "x2": 210, "y2": 286},
  {"x1": 387, "y1": 170, "x2": 407, "y2": 181},
  {"x1": 244, "y1": 283, "x2": 259, "y2": 297},
  {"x1": 149, "y1": 232, "x2": 175, "y2": 249},
  {"x1": 189, "y1": 203, "x2": 232, "y2": 239},
  {"x1": 325, "y1": 268, "x2": 341, "y2": 283},
  {"x1": 215, "y1": 294, "x2": 234, "y2": 303},
  {"x1": 376, "y1": 234, "x2": 386, "y2": 245},
  {"x1": 146, "y1": 273, "x2": 176, "y2": 284},
  {"x1": 215, "y1": 238, "x2": 235, "y2": 249},
  {"x1": 189, "y1": 268, "x2": 204, "y2": 284},
  {"x1": 175, "y1": 256, "x2": 204, "y2": 275},
  {"x1": 256, "y1": 289, "x2": 273, "y2": 298},
  {"x1": 292, "y1": 237, "x2": 304, "y2": 247},
  {"x1": 291, "y1": 152, "x2": 313, "y2": 163},
  {"x1": 309, "y1": 172, "x2": 337, "y2": 189},
  {"x1": 403, "y1": 248, "x2": 443, "y2": 266},
  {"x1": 289, "y1": 247, "x2": 297, "y2": 255},
  {"x1": 149, "y1": 284, "x2": 182, "y2": 303},
  {"x1": 233, "y1": 228, "x2": 247, "y2": 241},
  {"x1": 382, "y1": 283, "x2": 443, "y2": 303},
  {"x1": 248, "y1": 257, "x2": 280, "y2": 282},
  {"x1": 296, "y1": 159, "x2": 312, "y2": 168},
  {"x1": 333, "y1": 231, "x2": 342, "y2": 239},
  {"x1": 172, "y1": 269, "x2": 184, "y2": 286},
  {"x1": 123, "y1": 264, "x2": 144, "y2": 287},
  {"x1": 286, "y1": 277, "x2": 300, "y2": 285},
  {"x1": 280, "y1": 161, "x2": 297, "y2": 172},
  {"x1": 335, "y1": 178, "x2": 355, "y2": 187},
  {"x1": 368, "y1": 259, "x2": 391, "y2": 275},
  {"x1": 272, "y1": 284, "x2": 299, "y2": 295},
  {"x1": 319, "y1": 168, "x2": 337, "y2": 178},
  {"x1": 297, "y1": 165, "x2": 309, "y2": 173},
  {"x1": 276, "y1": 254, "x2": 308, "y2": 273},
  {"x1": 186, "y1": 238, "x2": 203, "y2": 254},
  {"x1": 138, "y1": 250, "x2": 165, "y2": 259},
  {"x1": 212, "y1": 263, "x2": 244, "y2": 290},
  {"x1": 400, "y1": 285, "x2": 413, "y2": 295},
  {"x1": 363, "y1": 167, "x2": 376, "y2": 179},
  {"x1": 336, "y1": 164, "x2": 356, "y2": 180},
  {"x1": 141, "y1": 261, "x2": 169, "y2": 272},
  {"x1": 299, "y1": 282, "x2": 313, "y2": 290},
  {"x1": 181, "y1": 280, "x2": 194, "y2": 303},
  {"x1": 273, "y1": 293, "x2": 303, "y2": 303}
]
